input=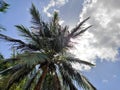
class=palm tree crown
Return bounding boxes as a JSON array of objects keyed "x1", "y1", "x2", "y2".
[{"x1": 0, "y1": 4, "x2": 96, "y2": 90}]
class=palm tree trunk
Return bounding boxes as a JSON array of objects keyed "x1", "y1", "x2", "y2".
[
  {"x1": 34, "y1": 65, "x2": 48, "y2": 90},
  {"x1": 53, "y1": 72, "x2": 61, "y2": 90}
]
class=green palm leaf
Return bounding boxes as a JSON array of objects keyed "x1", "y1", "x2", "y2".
[
  {"x1": 80, "y1": 75, "x2": 96, "y2": 90},
  {"x1": 69, "y1": 17, "x2": 90, "y2": 37},
  {"x1": 15, "y1": 25, "x2": 33, "y2": 38},
  {"x1": 73, "y1": 25, "x2": 92, "y2": 38},
  {"x1": 66, "y1": 57, "x2": 95, "y2": 66},
  {"x1": 0, "y1": 64, "x2": 23, "y2": 75},
  {"x1": 58, "y1": 63, "x2": 77, "y2": 90},
  {"x1": 60, "y1": 61, "x2": 96, "y2": 90},
  {"x1": 30, "y1": 3, "x2": 42, "y2": 32},
  {"x1": 24, "y1": 70, "x2": 39, "y2": 90},
  {"x1": 17, "y1": 52, "x2": 48, "y2": 68},
  {"x1": 5, "y1": 67, "x2": 31, "y2": 90}
]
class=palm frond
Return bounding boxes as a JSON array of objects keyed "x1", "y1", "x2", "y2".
[
  {"x1": 15, "y1": 25, "x2": 43, "y2": 50},
  {"x1": 24, "y1": 70, "x2": 39, "y2": 90},
  {"x1": 81, "y1": 75, "x2": 96, "y2": 90},
  {"x1": 0, "y1": 67, "x2": 13, "y2": 74},
  {"x1": 58, "y1": 63, "x2": 77, "y2": 90},
  {"x1": 15, "y1": 25, "x2": 41, "y2": 44},
  {"x1": 69, "y1": 17, "x2": 90, "y2": 37},
  {"x1": 5, "y1": 67, "x2": 31, "y2": 90},
  {"x1": 0, "y1": 74, "x2": 11, "y2": 89},
  {"x1": 0, "y1": 33, "x2": 25, "y2": 44},
  {"x1": 30, "y1": 3, "x2": 41, "y2": 29},
  {"x1": 0, "y1": 64, "x2": 23, "y2": 75},
  {"x1": 0, "y1": 58, "x2": 19, "y2": 65},
  {"x1": 66, "y1": 57, "x2": 95, "y2": 66},
  {"x1": 15, "y1": 25, "x2": 32, "y2": 38},
  {"x1": 30, "y1": 4, "x2": 52, "y2": 38},
  {"x1": 60, "y1": 61, "x2": 96, "y2": 90},
  {"x1": 15, "y1": 25, "x2": 52, "y2": 50},
  {"x1": 17, "y1": 52, "x2": 48, "y2": 68},
  {"x1": 42, "y1": 22, "x2": 51, "y2": 37},
  {"x1": 62, "y1": 26, "x2": 69, "y2": 36},
  {"x1": 53, "y1": 12, "x2": 59, "y2": 25},
  {"x1": 0, "y1": 52, "x2": 48, "y2": 73},
  {"x1": 0, "y1": 33, "x2": 40, "y2": 51},
  {"x1": 50, "y1": 12, "x2": 60, "y2": 35},
  {"x1": 16, "y1": 43, "x2": 39, "y2": 51},
  {"x1": 73, "y1": 25, "x2": 92, "y2": 38}
]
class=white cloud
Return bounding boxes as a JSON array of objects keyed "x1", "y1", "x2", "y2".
[
  {"x1": 43, "y1": 0, "x2": 55, "y2": 17},
  {"x1": 113, "y1": 74, "x2": 117, "y2": 78},
  {"x1": 43, "y1": 0, "x2": 68, "y2": 17},
  {"x1": 102, "y1": 79, "x2": 108, "y2": 83},
  {"x1": 43, "y1": 0, "x2": 68, "y2": 25},
  {"x1": 55, "y1": 0, "x2": 69, "y2": 6},
  {"x1": 58, "y1": 20, "x2": 64, "y2": 25},
  {"x1": 71, "y1": 0, "x2": 120, "y2": 66}
]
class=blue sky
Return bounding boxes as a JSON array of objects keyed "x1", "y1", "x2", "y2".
[{"x1": 0, "y1": 0, "x2": 120, "y2": 90}]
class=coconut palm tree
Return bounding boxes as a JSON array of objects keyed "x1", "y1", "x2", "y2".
[{"x1": 0, "y1": 4, "x2": 96, "y2": 90}]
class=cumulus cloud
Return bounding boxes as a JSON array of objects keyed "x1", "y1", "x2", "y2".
[
  {"x1": 43, "y1": 0, "x2": 68, "y2": 25},
  {"x1": 43, "y1": 0, "x2": 55, "y2": 17},
  {"x1": 43, "y1": 0, "x2": 68, "y2": 17},
  {"x1": 71, "y1": 0, "x2": 120, "y2": 65}
]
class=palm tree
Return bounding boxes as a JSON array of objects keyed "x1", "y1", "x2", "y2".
[{"x1": 0, "y1": 4, "x2": 96, "y2": 90}]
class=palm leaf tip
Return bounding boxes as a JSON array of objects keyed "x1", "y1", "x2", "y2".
[
  {"x1": 58, "y1": 61, "x2": 96, "y2": 90},
  {"x1": 73, "y1": 25, "x2": 92, "y2": 38},
  {"x1": 66, "y1": 57, "x2": 95, "y2": 66},
  {"x1": 53, "y1": 11, "x2": 59, "y2": 23},
  {"x1": 81, "y1": 75, "x2": 97, "y2": 90},
  {"x1": 59, "y1": 64, "x2": 77, "y2": 90},
  {"x1": 70, "y1": 17, "x2": 90, "y2": 37},
  {"x1": 30, "y1": 3, "x2": 41, "y2": 26},
  {"x1": 15, "y1": 25, "x2": 31, "y2": 37}
]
